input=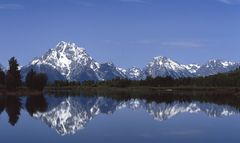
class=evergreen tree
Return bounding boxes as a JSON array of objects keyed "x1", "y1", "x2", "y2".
[
  {"x1": 5, "y1": 73, "x2": 16, "y2": 91},
  {"x1": 25, "y1": 69, "x2": 48, "y2": 91},
  {"x1": 0, "y1": 68, "x2": 5, "y2": 85},
  {"x1": 32, "y1": 73, "x2": 48, "y2": 91},
  {"x1": 25, "y1": 69, "x2": 36, "y2": 90},
  {"x1": 6, "y1": 57, "x2": 21, "y2": 90}
]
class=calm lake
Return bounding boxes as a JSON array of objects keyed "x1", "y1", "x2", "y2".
[{"x1": 1, "y1": 90, "x2": 240, "y2": 143}]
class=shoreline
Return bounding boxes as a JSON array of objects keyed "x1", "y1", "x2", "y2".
[
  {"x1": 0, "y1": 89, "x2": 43, "y2": 96},
  {"x1": 0, "y1": 86, "x2": 240, "y2": 96},
  {"x1": 46, "y1": 86, "x2": 240, "y2": 92},
  {"x1": 45, "y1": 86, "x2": 240, "y2": 97}
]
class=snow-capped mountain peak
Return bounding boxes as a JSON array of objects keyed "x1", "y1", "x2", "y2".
[
  {"x1": 145, "y1": 56, "x2": 192, "y2": 78},
  {"x1": 196, "y1": 59, "x2": 240, "y2": 76},
  {"x1": 151, "y1": 56, "x2": 176, "y2": 66},
  {"x1": 30, "y1": 41, "x2": 95, "y2": 80},
  {"x1": 21, "y1": 41, "x2": 125, "y2": 81},
  {"x1": 150, "y1": 56, "x2": 185, "y2": 71}
]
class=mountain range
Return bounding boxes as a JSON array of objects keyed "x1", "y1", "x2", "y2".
[{"x1": 1, "y1": 41, "x2": 240, "y2": 81}]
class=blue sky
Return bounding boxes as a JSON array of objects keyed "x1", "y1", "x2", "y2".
[{"x1": 0, "y1": 0, "x2": 240, "y2": 68}]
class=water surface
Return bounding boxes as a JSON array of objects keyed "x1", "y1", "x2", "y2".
[{"x1": 1, "y1": 91, "x2": 240, "y2": 143}]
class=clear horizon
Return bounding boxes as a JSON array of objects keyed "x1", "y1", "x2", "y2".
[{"x1": 0, "y1": 0, "x2": 240, "y2": 68}]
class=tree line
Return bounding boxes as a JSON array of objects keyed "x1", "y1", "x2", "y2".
[{"x1": 0, "y1": 57, "x2": 48, "y2": 91}]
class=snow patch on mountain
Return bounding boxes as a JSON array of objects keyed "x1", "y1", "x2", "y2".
[
  {"x1": 118, "y1": 67, "x2": 143, "y2": 80},
  {"x1": 182, "y1": 64, "x2": 200, "y2": 74},
  {"x1": 126, "y1": 67, "x2": 143, "y2": 80},
  {"x1": 117, "y1": 67, "x2": 127, "y2": 74}
]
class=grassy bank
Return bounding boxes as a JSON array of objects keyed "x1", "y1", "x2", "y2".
[
  {"x1": 1, "y1": 86, "x2": 240, "y2": 97},
  {"x1": 46, "y1": 86, "x2": 240, "y2": 94},
  {"x1": 45, "y1": 86, "x2": 240, "y2": 98}
]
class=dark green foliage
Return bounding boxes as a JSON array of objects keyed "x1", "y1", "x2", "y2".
[
  {"x1": 54, "y1": 80, "x2": 81, "y2": 88},
  {"x1": 173, "y1": 68, "x2": 240, "y2": 87},
  {"x1": 143, "y1": 76, "x2": 174, "y2": 87},
  {"x1": 103, "y1": 78, "x2": 131, "y2": 87},
  {"x1": 96, "y1": 76, "x2": 175, "y2": 88},
  {"x1": 5, "y1": 73, "x2": 16, "y2": 91},
  {"x1": 0, "y1": 68, "x2": 5, "y2": 85},
  {"x1": 25, "y1": 69, "x2": 36, "y2": 89},
  {"x1": 32, "y1": 73, "x2": 48, "y2": 91},
  {"x1": 6, "y1": 57, "x2": 21, "y2": 90},
  {"x1": 25, "y1": 69, "x2": 48, "y2": 91},
  {"x1": 81, "y1": 80, "x2": 96, "y2": 87}
]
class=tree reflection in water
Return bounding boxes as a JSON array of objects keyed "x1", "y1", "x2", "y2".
[
  {"x1": 0, "y1": 96, "x2": 5, "y2": 115},
  {"x1": 26, "y1": 95, "x2": 48, "y2": 116},
  {"x1": 0, "y1": 94, "x2": 47, "y2": 126},
  {"x1": 0, "y1": 96, "x2": 22, "y2": 126}
]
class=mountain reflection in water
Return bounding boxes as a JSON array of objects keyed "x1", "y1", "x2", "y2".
[{"x1": 0, "y1": 91, "x2": 240, "y2": 136}]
